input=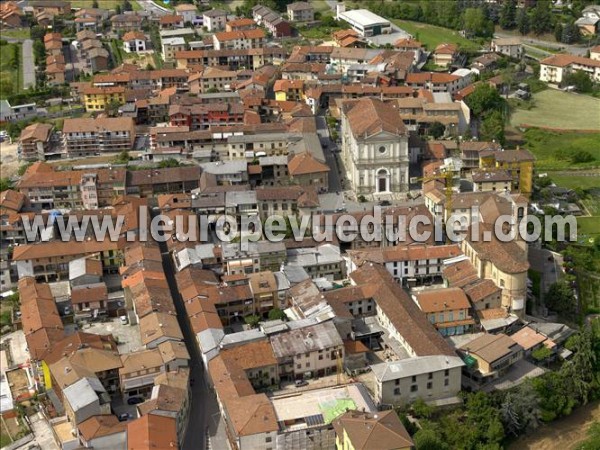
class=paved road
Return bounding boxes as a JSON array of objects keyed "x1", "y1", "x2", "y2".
[
  {"x1": 21, "y1": 39, "x2": 35, "y2": 89},
  {"x1": 138, "y1": 0, "x2": 171, "y2": 16},
  {"x1": 495, "y1": 31, "x2": 590, "y2": 57},
  {"x1": 157, "y1": 234, "x2": 208, "y2": 450},
  {"x1": 316, "y1": 115, "x2": 343, "y2": 192}
]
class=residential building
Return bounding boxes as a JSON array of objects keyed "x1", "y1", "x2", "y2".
[
  {"x1": 160, "y1": 14, "x2": 184, "y2": 30},
  {"x1": 252, "y1": 5, "x2": 292, "y2": 37},
  {"x1": 332, "y1": 410, "x2": 413, "y2": 450},
  {"x1": 212, "y1": 29, "x2": 265, "y2": 51},
  {"x1": 81, "y1": 86, "x2": 126, "y2": 112},
  {"x1": 0, "y1": 2, "x2": 22, "y2": 28},
  {"x1": 576, "y1": 5, "x2": 600, "y2": 35},
  {"x1": 139, "y1": 311, "x2": 184, "y2": 349},
  {"x1": 491, "y1": 38, "x2": 523, "y2": 59},
  {"x1": 63, "y1": 377, "x2": 112, "y2": 426},
  {"x1": 414, "y1": 287, "x2": 475, "y2": 336},
  {"x1": 175, "y1": 3, "x2": 201, "y2": 25},
  {"x1": 127, "y1": 414, "x2": 179, "y2": 449},
  {"x1": 539, "y1": 54, "x2": 600, "y2": 84},
  {"x1": 77, "y1": 415, "x2": 127, "y2": 450},
  {"x1": 433, "y1": 43, "x2": 458, "y2": 68},
  {"x1": 287, "y1": 2, "x2": 314, "y2": 22},
  {"x1": 203, "y1": 9, "x2": 227, "y2": 31},
  {"x1": 287, "y1": 244, "x2": 345, "y2": 280},
  {"x1": 472, "y1": 169, "x2": 513, "y2": 193},
  {"x1": 459, "y1": 333, "x2": 523, "y2": 382},
  {"x1": 270, "y1": 321, "x2": 344, "y2": 380},
  {"x1": 123, "y1": 31, "x2": 148, "y2": 53},
  {"x1": 18, "y1": 123, "x2": 54, "y2": 161},
  {"x1": 479, "y1": 148, "x2": 535, "y2": 197},
  {"x1": 371, "y1": 355, "x2": 464, "y2": 407},
  {"x1": 341, "y1": 98, "x2": 409, "y2": 195},
  {"x1": 162, "y1": 37, "x2": 187, "y2": 62},
  {"x1": 225, "y1": 18, "x2": 256, "y2": 32},
  {"x1": 46, "y1": 54, "x2": 66, "y2": 85},
  {"x1": 110, "y1": 14, "x2": 143, "y2": 32},
  {"x1": 62, "y1": 117, "x2": 135, "y2": 157}
]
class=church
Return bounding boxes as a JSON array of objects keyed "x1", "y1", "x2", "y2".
[{"x1": 340, "y1": 98, "x2": 409, "y2": 195}]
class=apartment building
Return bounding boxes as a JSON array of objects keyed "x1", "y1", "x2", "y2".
[
  {"x1": 270, "y1": 321, "x2": 344, "y2": 380},
  {"x1": 221, "y1": 241, "x2": 286, "y2": 275},
  {"x1": 203, "y1": 9, "x2": 227, "y2": 31},
  {"x1": 472, "y1": 169, "x2": 513, "y2": 193},
  {"x1": 287, "y1": 2, "x2": 314, "y2": 22},
  {"x1": 540, "y1": 54, "x2": 600, "y2": 84},
  {"x1": 63, "y1": 117, "x2": 135, "y2": 157},
  {"x1": 414, "y1": 287, "x2": 475, "y2": 336},
  {"x1": 18, "y1": 123, "x2": 55, "y2": 161},
  {"x1": 212, "y1": 29, "x2": 265, "y2": 51},
  {"x1": 479, "y1": 148, "x2": 535, "y2": 197},
  {"x1": 287, "y1": 244, "x2": 345, "y2": 281},
  {"x1": 81, "y1": 86, "x2": 126, "y2": 112},
  {"x1": 459, "y1": 333, "x2": 523, "y2": 382},
  {"x1": 12, "y1": 240, "x2": 123, "y2": 282}
]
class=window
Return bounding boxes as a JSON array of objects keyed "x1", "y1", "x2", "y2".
[
  {"x1": 428, "y1": 373, "x2": 433, "y2": 380},
  {"x1": 427, "y1": 382, "x2": 433, "y2": 389},
  {"x1": 411, "y1": 385, "x2": 418, "y2": 392},
  {"x1": 296, "y1": 364, "x2": 301, "y2": 369},
  {"x1": 444, "y1": 369, "x2": 449, "y2": 376},
  {"x1": 266, "y1": 436, "x2": 272, "y2": 443},
  {"x1": 444, "y1": 378, "x2": 449, "y2": 386},
  {"x1": 378, "y1": 145, "x2": 386, "y2": 154},
  {"x1": 395, "y1": 379, "x2": 400, "y2": 385},
  {"x1": 394, "y1": 387, "x2": 401, "y2": 395},
  {"x1": 305, "y1": 362, "x2": 310, "y2": 368},
  {"x1": 411, "y1": 375, "x2": 416, "y2": 383}
]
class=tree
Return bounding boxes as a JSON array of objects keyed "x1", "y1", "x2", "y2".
[
  {"x1": 115, "y1": 4, "x2": 122, "y2": 14},
  {"x1": 429, "y1": 122, "x2": 446, "y2": 139},
  {"x1": 465, "y1": 83, "x2": 505, "y2": 117},
  {"x1": 92, "y1": 0, "x2": 99, "y2": 7},
  {"x1": 463, "y1": 8, "x2": 493, "y2": 38},
  {"x1": 0, "y1": 178, "x2": 13, "y2": 192},
  {"x1": 268, "y1": 308, "x2": 286, "y2": 321},
  {"x1": 500, "y1": 381, "x2": 541, "y2": 436},
  {"x1": 545, "y1": 280, "x2": 576, "y2": 317},
  {"x1": 554, "y1": 22, "x2": 564, "y2": 42},
  {"x1": 531, "y1": 0, "x2": 552, "y2": 35},
  {"x1": 17, "y1": 162, "x2": 32, "y2": 176},
  {"x1": 105, "y1": 99, "x2": 121, "y2": 117},
  {"x1": 157, "y1": 158, "x2": 181, "y2": 168},
  {"x1": 244, "y1": 314, "x2": 260, "y2": 328},
  {"x1": 480, "y1": 110, "x2": 506, "y2": 145},
  {"x1": 564, "y1": 70, "x2": 594, "y2": 92},
  {"x1": 115, "y1": 150, "x2": 131, "y2": 164},
  {"x1": 532, "y1": 345, "x2": 553, "y2": 362},
  {"x1": 571, "y1": 150, "x2": 595, "y2": 163},
  {"x1": 517, "y1": 9, "x2": 530, "y2": 35},
  {"x1": 123, "y1": 0, "x2": 133, "y2": 11},
  {"x1": 561, "y1": 329, "x2": 597, "y2": 405},
  {"x1": 413, "y1": 427, "x2": 448, "y2": 450},
  {"x1": 500, "y1": 0, "x2": 517, "y2": 29},
  {"x1": 561, "y1": 21, "x2": 581, "y2": 44}
]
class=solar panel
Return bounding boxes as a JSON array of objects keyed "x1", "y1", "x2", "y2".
[{"x1": 305, "y1": 414, "x2": 324, "y2": 427}]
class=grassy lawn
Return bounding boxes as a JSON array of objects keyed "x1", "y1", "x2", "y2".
[
  {"x1": 391, "y1": 19, "x2": 481, "y2": 51},
  {"x1": 299, "y1": 25, "x2": 342, "y2": 40},
  {"x1": 312, "y1": 0, "x2": 333, "y2": 13},
  {"x1": 581, "y1": 197, "x2": 600, "y2": 216},
  {"x1": 549, "y1": 174, "x2": 600, "y2": 191},
  {"x1": 0, "y1": 28, "x2": 30, "y2": 39},
  {"x1": 511, "y1": 89, "x2": 600, "y2": 131},
  {"x1": 71, "y1": 0, "x2": 141, "y2": 9},
  {"x1": 0, "y1": 42, "x2": 22, "y2": 99},
  {"x1": 577, "y1": 216, "x2": 600, "y2": 240},
  {"x1": 523, "y1": 129, "x2": 600, "y2": 170}
]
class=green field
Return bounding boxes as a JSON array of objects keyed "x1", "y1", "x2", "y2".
[
  {"x1": 0, "y1": 42, "x2": 22, "y2": 99},
  {"x1": 511, "y1": 89, "x2": 600, "y2": 131},
  {"x1": 391, "y1": 19, "x2": 481, "y2": 51},
  {"x1": 523, "y1": 129, "x2": 600, "y2": 170},
  {"x1": 0, "y1": 28, "x2": 30, "y2": 39},
  {"x1": 578, "y1": 216, "x2": 600, "y2": 239},
  {"x1": 71, "y1": 0, "x2": 141, "y2": 10},
  {"x1": 549, "y1": 174, "x2": 600, "y2": 191}
]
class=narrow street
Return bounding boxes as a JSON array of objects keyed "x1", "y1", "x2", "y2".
[
  {"x1": 156, "y1": 218, "x2": 208, "y2": 450},
  {"x1": 316, "y1": 115, "x2": 343, "y2": 193},
  {"x1": 22, "y1": 39, "x2": 35, "y2": 89}
]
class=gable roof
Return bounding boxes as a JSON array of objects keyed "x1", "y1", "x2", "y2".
[
  {"x1": 331, "y1": 410, "x2": 413, "y2": 450},
  {"x1": 343, "y1": 98, "x2": 406, "y2": 138}
]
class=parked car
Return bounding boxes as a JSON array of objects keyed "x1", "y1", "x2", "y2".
[
  {"x1": 295, "y1": 380, "x2": 308, "y2": 387},
  {"x1": 118, "y1": 413, "x2": 132, "y2": 421},
  {"x1": 127, "y1": 397, "x2": 143, "y2": 405},
  {"x1": 120, "y1": 315, "x2": 129, "y2": 325}
]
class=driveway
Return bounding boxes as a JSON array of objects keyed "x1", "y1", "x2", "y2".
[
  {"x1": 22, "y1": 39, "x2": 35, "y2": 89},
  {"x1": 494, "y1": 31, "x2": 589, "y2": 57}
]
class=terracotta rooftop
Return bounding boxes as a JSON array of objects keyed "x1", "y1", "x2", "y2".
[
  {"x1": 332, "y1": 410, "x2": 413, "y2": 450},
  {"x1": 415, "y1": 287, "x2": 471, "y2": 313},
  {"x1": 126, "y1": 414, "x2": 179, "y2": 449},
  {"x1": 79, "y1": 415, "x2": 126, "y2": 442},
  {"x1": 343, "y1": 97, "x2": 406, "y2": 137}
]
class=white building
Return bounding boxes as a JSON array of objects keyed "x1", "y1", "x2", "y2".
[
  {"x1": 161, "y1": 37, "x2": 186, "y2": 62},
  {"x1": 123, "y1": 31, "x2": 147, "y2": 53},
  {"x1": 175, "y1": 3, "x2": 201, "y2": 25},
  {"x1": 336, "y1": 6, "x2": 392, "y2": 37},
  {"x1": 539, "y1": 54, "x2": 600, "y2": 84},
  {"x1": 202, "y1": 9, "x2": 227, "y2": 31},
  {"x1": 341, "y1": 97, "x2": 409, "y2": 195},
  {"x1": 491, "y1": 38, "x2": 523, "y2": 59}
]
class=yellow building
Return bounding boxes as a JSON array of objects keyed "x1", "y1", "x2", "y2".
[
  {"x1": 273, "y1": 79, "x2": 304, "y2": 101},
  {"x1": 82, "y1": 85, "x2": 126, "y2": 112},
  {"x1": 332, "y1": 410, "x2": 413, "y2": 450},
  {"x1": 479, "y1": 148, "x2": 534, "y2": 197}
]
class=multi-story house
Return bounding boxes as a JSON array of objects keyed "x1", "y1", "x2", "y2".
[
  {"x1": 203, "y1": 9, "x2": 227, "y2": 31},
  {"x1": 472, "y1": 169, "x2": 513, "y2": 193},
  {"x1": 63, "y1": 117, "x2": 135, "y2": 157},
  {"x1": 119, "y1": 348, "x2": 166, "y2": 401},
  {"x1": 539, "y1": 54, "x2": 600, "y2": 84},
  {"x1": 81, "y1": 86, "x2": 126, "y2": 112},
  {"x1": 123, "y1": 31, "x2": 148, "y2": 53},
  {"x1": 18, "y1": 123, "x2": 54, "y2": 161},
  {"x1": 459, "y1": 141, "x2": 502, "y2": 171},
  {"x1": 491, "y1": 38, "x2": 523, "y2": 59},
  {"x1": 252, "y1": 5, "x2": 293, "y2": 37},
  {"x1": 459, "y1": 333, "x2": 523, "y2": 383},
  {"x1": 162, "y1": 37, "x2": 186, "y2": 62},
  {"x1": 479, "y1": 148, "x2": 535, "y2": 197},
  {"x1": 287, "y1": 244, "x2": 345, "y2": 281},
  {"x1": 414, "y1": 287, "x2": 475, "y2": 336},
  {"x1": 341, "y1": 98, "x2": 409, "y2": 195},
  {"x1": 212, "y1": 29, "x2": 265, "y2": 51},
  {"x1": 110, "y1": 14, "x2": 143, "y2": 32},
  {"x1": 433, "y1": 43, "x2": 458, "y2": 68},
  {"x1": 287, "y1": 2, "x2": 314, "y2": 22},
  {"x1": 175, "y1": 3, "x2": 201, "y2": 25},
  {"x1": 270, "y1": 321, "x2": 344, "y2": 381},
  {"x1": 221, "y1": 241, "x2": 286, "y2": 275}
]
